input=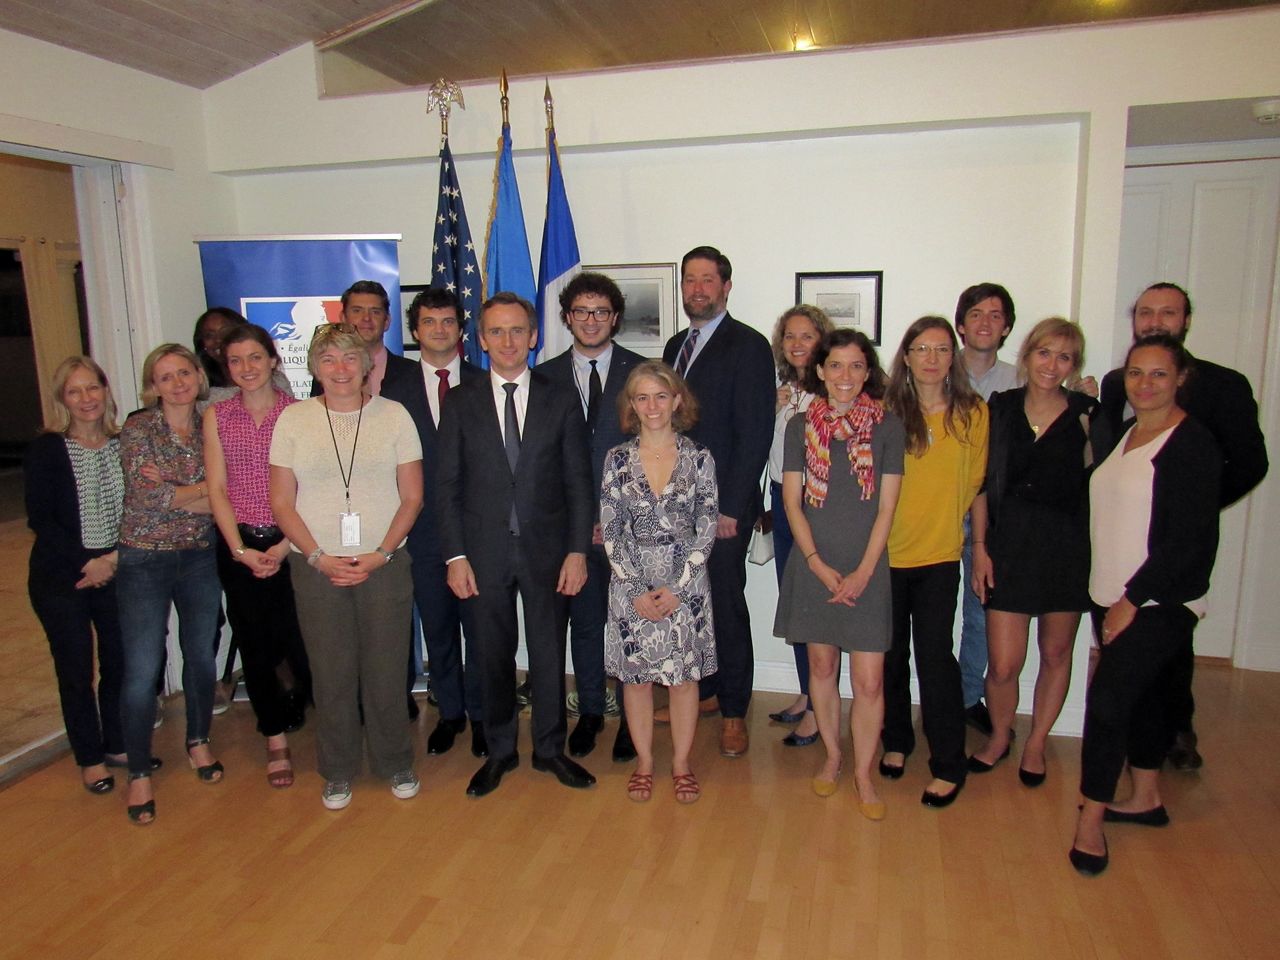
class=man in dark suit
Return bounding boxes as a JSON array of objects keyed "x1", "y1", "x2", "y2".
[
  {"x1": 437, "y1": 292, "x2": 596, "y2": 797},
  {"x1": 662, "y1": 246, "x2": 774, "y2": 757},
  {"x1": 1096, "y1": 282, "x2": 1268, "y2": 770},
  {"x1": 310, "y1": 280, "x2": 417, "y2": 399},
  {"x1": 539, "y1": 272, "x2": 644, "y2": 761},
  {"x1": 382, "y1": 287, "x2": 487, "y2": 758}
]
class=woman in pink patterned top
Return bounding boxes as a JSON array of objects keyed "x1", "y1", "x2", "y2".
[{"x1": 203, "y1": 324, "x2": 308, "y2": 788}]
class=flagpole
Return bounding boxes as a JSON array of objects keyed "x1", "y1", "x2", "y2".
[{"x1": 426, "y1": 77, "x2": 464, "y2": 142}]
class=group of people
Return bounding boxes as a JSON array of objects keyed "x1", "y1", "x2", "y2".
[{"x1": 25, "y1": 248, "x2": 1267, "y2": 875}]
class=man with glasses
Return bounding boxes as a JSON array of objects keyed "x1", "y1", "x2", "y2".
[
  {"x1": 311, "y1": 280, "x2": 417, "y2": 400},
  {"x1": 539, "y1": 272, "x2": 644, "y2": 762},
  {"x1": 1095, "y1": 282, "x2": 1268, "y2": 771}
]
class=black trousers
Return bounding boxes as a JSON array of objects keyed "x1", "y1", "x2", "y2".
[
  {"x1": 882, "y1": 562, "x2": 967, "y2": 784},
  {"x1": 466, "y1": 535, "x2": 570, "y2": 761},
  {"x1": 29, "y1": 575, "x2": 124, "y2": 766},
  {"x1": 409, "y1": 550, "x2": 481, "y2": 722},
  {"x1": 1079, "y1": 603, "x2": 1197, "y2": 803},
  {"x1": 215, "y1": 530, "x2": 310, "y2": 737},
  {"x1": 697, "y1": 516, "x2": 754, "y2": 717}
]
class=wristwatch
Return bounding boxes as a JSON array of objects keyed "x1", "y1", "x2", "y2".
[
  {"x1": 233, "y1": 545, "x2": 246, "y2": 557},
  {"x1": 376, "y1": 548, "x2": 395, "y2": 563}
]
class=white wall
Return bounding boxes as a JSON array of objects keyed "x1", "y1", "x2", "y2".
[{"x1": 0, "y1": 27, "x2": 238, "y2": 367}]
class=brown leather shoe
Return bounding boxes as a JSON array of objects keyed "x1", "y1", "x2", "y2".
[{"x1": 720, "y1": 718, "x2": 748, "y2": 757}]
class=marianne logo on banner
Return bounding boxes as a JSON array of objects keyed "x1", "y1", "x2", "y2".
[{"x1": 242, "y1": 296, "x2": 344, "y2": 396}]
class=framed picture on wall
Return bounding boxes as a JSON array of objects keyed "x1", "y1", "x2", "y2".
[
  {"x1": 584, "y1": 262, "x2": 678, "y2": 357},
  {"x1": 399, "y1": 283, "x2": 425, "y2": 357},
  {"x1": 795, "y1": 271, "x2": 883, "y2": 344}
]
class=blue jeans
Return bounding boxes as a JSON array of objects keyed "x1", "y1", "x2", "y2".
[
  {"x1": 117, "y1": 545, "x2": 222, "y2": 776},
  {"x1": 958, "y1": 515, "x2": 987, "y2": 708},
  {"x1": 771, "y1": 482, "x2": 809, "y2": 698}
]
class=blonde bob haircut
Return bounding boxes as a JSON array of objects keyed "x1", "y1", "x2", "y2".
[
  {"x1": 1016, "y1": 316, "x2": 1086, "y2": 383},
  {"x1": 617, "y1": 360, "x2": 699, "y2": 435},
  {"x1": 307, "y1": 322, "x2": 373, "y2": 379},
  {"x1": 45, "y1": 355, "x2": 120, "y2": 436},
  {"x1": 139, "y1": 343, "x2": 208, "y2": 408}
]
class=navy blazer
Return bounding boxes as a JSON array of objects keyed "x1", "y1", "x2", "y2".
[
  {"x1": 538, "y1": 343, "x2": 644, "y2": 509},
  {"x1": 381, "y1": 357, "x2": 484, "y2": 560},
  {"x1": 663, "y1": 313, "x2": 775, "y2": 522},
  {"x1": 435, "y1": 368, "x2": 593, "y2": 577},
  {"x1": 309, "y1": 349, "x2": 418, "y2": 398},
  {"x1": 1097, "y1": 353, "x2": 1267, "y2": 508},
  {"x1": 25, "y1": 432, "x2": 119, "y2": 592}
]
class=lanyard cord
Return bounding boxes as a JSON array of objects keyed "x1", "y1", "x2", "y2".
[{"x1": 323, "y1": 396, "x2": 364, "y2": 510}]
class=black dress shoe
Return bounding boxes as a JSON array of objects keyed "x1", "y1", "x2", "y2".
[
  {"x1": 1018, "y1": 767, "x2": 1047, "y2": 788},
  {"x1": 1069, "y1": 840, "x2": 1109, "y2": 876},
  {"x1": 966, "y1": 744, "x2": 1011, "y2": 773},
  {"x1": 1168, "y1": 729, "x2": 1203, "y2": 770},
  {"x1": 964, "y1": 700, "x2": 994, "y2": 737},
  {"x1": 612, "y1": 723, "x2": 637, "y2": 762},
  {"x1": 531, "y1": 753, "x2": 596, "y2": 789},
  {"x1": 878, "y1": 757, "x2": 906, "y2": 779},
  {"x1": 515, "y1": 679, "x2": 532, "y2": 707},
  {"x1": 921, "y1": 781, "x2": 964, "y2": 808},
  {"x1": 407, "y1": 696, "x2": 421, "y2": 722},
  {"x1": 466, "y1": 753, "x2": 518, "y2": 797},
  {"x1": 426, "y1": 716, "x2": 467, "y2": 755},
  {"x1": 568, "y1": 714, "x2": 604, "y2": 758},
  {"x1": 1103, "y1": 804, "x2": 1169, "y2": 827},
  {"x1": 471, "y1": 722, "x2": 488, "y2": 758}
]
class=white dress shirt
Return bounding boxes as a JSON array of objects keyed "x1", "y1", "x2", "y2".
[
  {"x1": 570, "y1": 343, "x2": 613, "y2": 418},
  {"x1": 420, "y1": 353, "x2": 463, "y2": 426},
  {"x1": 490, "y1": 367, "x2": 531, "y2": 443}
]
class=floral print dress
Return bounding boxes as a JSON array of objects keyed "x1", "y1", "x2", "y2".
[{"x1": 601, "y1": 434, "x2": 718, "y2": 685}]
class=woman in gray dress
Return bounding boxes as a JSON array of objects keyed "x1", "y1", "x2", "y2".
[
  {"x1": 774, "y1": 329, "x2": 904, "y2": 820},
  {"x1": 602, "y1": 361, "x2": 718, "y2": 804}
]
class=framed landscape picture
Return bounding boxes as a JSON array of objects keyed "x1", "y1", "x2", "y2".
[
  {"x1": 794, "y1": 270, "x2": 883, "y2": 344},
  {"x1": 584, "y1": 262, "x2": 678, "y2": 357}
]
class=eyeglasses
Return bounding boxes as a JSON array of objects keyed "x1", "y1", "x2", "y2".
[
  {"x1": 569, "y1": 307, "x2": 616, "y2": 322},
  {"x1": 569, "y1": 306, "x2": 616, "y2": 322},
  {"x1": 909, "y1": 344, "x2": 953, "y2": 358}
]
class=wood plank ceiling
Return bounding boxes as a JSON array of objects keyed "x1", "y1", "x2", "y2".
[{"x1": 0, "y1": 0, "x2": 1272, "y2": 91}]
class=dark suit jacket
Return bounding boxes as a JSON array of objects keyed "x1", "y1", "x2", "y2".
[
  {"x1": 1097, "y1": 353, "x2": 1268, "y2": 508},
  {"x1": 663, "y1": 313, "x2": 775, "y2": 523},
  {"x1": 381, "y1": 358, "x2": 484, "y2": 561},
  {"x1": 25, "y1": 432, "x2": 118, "y2": 592},
  {"x1": 436, "y1": 368, "x2": 593, "y2": 578},
  {"x1": 309, "y1": 349, "x2": 418, "y2": 398},
  {"x1": 538, "y1": 343, "x2": 644, "y2": 510}
]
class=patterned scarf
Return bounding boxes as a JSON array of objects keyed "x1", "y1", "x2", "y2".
[{"x1": 803, "y1": 393, "x2": 885, "y2": 507}]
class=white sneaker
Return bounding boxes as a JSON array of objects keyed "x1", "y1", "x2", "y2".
[
  {"x1": 322, "y1": 779, "x2": 353, "y2": 810},
  {"x1": 390, "y1": 769, "x2": 420, "y2": 799}
]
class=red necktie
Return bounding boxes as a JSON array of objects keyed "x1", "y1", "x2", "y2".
[{"x1": 436, "y1": 368, "x2": 450, "y2": 417}]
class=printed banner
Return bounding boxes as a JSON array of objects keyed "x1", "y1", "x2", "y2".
[{"x1": 197, "y1": 236, "x2": 401, "y2": 397}]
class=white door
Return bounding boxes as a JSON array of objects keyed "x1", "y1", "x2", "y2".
[{"x1": 1116, "y1": 159, "x2": 1279, "y2": 660}]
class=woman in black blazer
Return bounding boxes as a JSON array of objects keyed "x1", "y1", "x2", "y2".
[
  {"x1": 1070, "y1": 334, "x2": 1221, "y2": 876},
  {"x1": 25, "y1": 356, "x2": 127, "y2": 794}
]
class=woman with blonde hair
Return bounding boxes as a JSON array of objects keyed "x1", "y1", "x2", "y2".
[
  {"x1": 766, "y1": 304, "x2": 835, "y2": 744},
  {"x1": 881, "y1": 316, "x2": 988, "y2": 808},
  {"x1": 602, "y1": 361, "x2": 717, "y2": 804},
  {"x1": 968, "y1": 318, "x2": 1096, "y2": 785},
  {"x1": 25, "y1": 356, "x2": 126, "y2": 794},
  {"x1": 117, "y1": 343, "x2": 223, "y2": 824}
]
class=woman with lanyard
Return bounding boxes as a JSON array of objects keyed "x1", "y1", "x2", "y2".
[
  {"x1": 116, "y1": 344, "x2": 223, "y2": 825},
  {"x1": 765, "y1": 304, "x2": 834, "y2": 746},
  {"x1": 270, "y1": 322, "x2": 423, "y2": 811},
  {"x1": 773, "y1": 329, "x2": 904, "y2": 819},
  {"x1": 204, "y1": 323, "x2": 307, "y2": 788}
]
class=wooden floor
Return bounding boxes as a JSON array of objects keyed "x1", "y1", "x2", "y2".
[{"x1": 1, "y1": 662, "x2": 1278, "y2": 960}]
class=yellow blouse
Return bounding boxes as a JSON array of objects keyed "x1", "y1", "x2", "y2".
[{"x1": 888, "y1": 402, "x2": 989, "y2": 568}]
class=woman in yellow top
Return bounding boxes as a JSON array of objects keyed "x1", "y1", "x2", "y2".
[{"x1": 880, "y1": 316, "x2": 989, "y2": 807}]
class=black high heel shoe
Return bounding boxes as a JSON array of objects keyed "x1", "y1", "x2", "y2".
[
  {"x1": 126, "y1": 773, "x2": 155, "y2": 826},
  {"x1": 186, "y1": 738, "x2": 224, "y2": 783},
  {"x1": 83, "y1": 774, "x2": 115, "y2": 795}
]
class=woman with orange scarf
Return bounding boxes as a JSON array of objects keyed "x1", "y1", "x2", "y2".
[{"x1": 773, "y1": 328, "x2": 904, "y2": 820}]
